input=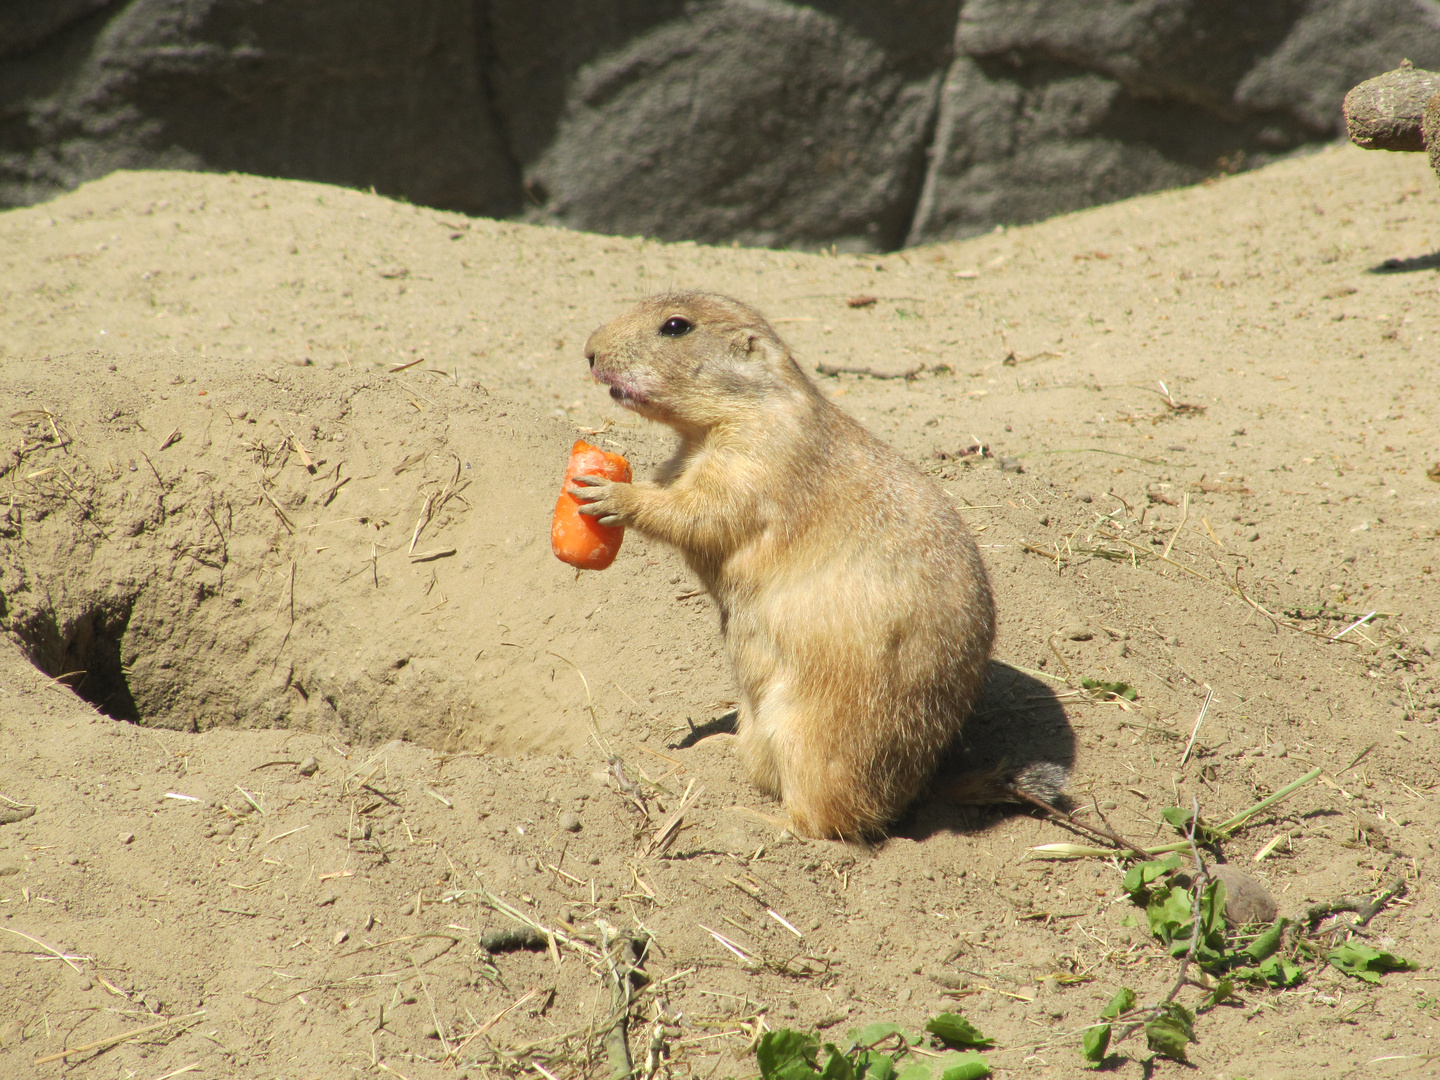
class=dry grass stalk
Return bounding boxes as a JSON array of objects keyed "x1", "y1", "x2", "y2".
[
  {"x1": 0, "y1": 925, "x2": 90, "y2": 973},
  {"x1": 1179, "y1": 683, "x2": 1214, "y2": 766},
  {"x1": 640, "y1": 780, "x2": 703, "y2": 856},
  {"x1": 32, "y1": 1010, "x2": 207, "y2": 1064}
]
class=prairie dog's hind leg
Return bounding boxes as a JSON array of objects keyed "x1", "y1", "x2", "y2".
[{"x1": 734, "y1": 698, "x2": 783, "y2": 800}]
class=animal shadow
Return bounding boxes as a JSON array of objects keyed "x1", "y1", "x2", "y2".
[
  {"x1": 899, "y1": 660, "x2": 1075, "y2": 839},
  {"x1": 1367, "y1": 250, "x2": 1440, "y2": 273}
]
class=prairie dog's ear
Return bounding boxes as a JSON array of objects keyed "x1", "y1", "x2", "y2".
[{"x1": 741, "y1": 331, "x2": 784, "y2": 360}]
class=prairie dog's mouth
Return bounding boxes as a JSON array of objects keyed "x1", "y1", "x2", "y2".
[{"x1": 594, "y1": 370, "x2": 651, "y2": 409}]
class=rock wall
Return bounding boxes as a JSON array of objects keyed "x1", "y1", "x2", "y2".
[{"x1": 4, "y1": 0, "x2": 1440, "y2": 249}]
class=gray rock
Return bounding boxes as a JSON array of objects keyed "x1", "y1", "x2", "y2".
[
  {"x1": 0, "y1": 0, "x2": 519, "y2": 214},
  {"x1": 522, "y1": 1, "x2": 951, "y2": 251},
  {"x1": 908, "y1": 0, "x2": 1440, "y2": 243},
  {"x1": 5, "y1": 2, "x2": 1440, "y2": 249},
  {"x1": 1210, "y1": 864, "x2": 1277, "y2": 927},
  {"x1": 558, "y1": 810, "x2": 582, "y2": 832},
  {"x1": 297, "y1": 756, "x2": 319, "y2": 777}
]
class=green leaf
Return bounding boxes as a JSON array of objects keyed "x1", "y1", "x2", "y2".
[
  {"x1": 1200, "y1": 879, "x2": 1228, "y2": 939},
  {"x1": 1144, "y1": 1003, "x2": 1195, "y2": 1062},
  {"x1": 1199, "y1": 977, "x2": 1234, "y2": 1012},
  {"x1": 1100, "y1": 987, "x2": 1136, "y2": 1020},
  {"x1": 1158, "y1": 807, "x2": 1223, "y2": 844},
  {"x1": 1081, "y1": 1023, "x2": 1111, "y2": 1063},
  {"x1": 1232, "y1": 954, "x2": 1304, "y2": 988},
  {"x1": 925, "y1": 1013, "x2": 993, "y2": 1049},
  {"x1": 895, "y1": 1066, "x2": 932, "y2": 1080},
  {"x1": 935, "y1": 1052, "x2": 991, "y2": 1080},
  {"x1": 1080, "y1": 677, "x2": 1137, "y2": 701},
  {"x1": 820, "y1": 1044, "x2": 856, "y2": 1080},
  {"x1": 1146, "y1": 884, "x2": 1195, "y2": 944},
  {"x1": 758, "y1": 1030, "x2": 820, "y2": 1080},
  {"x1": 849, "y1": 1023, "x2": 912, "y2": 1050},
  {"x1": 1122, "y1": 855, "x2": 1181, "y2": 897},
  {"x1": 854, "y1": 1050, "x2": 897, "y2": 1080},
  {"x1": 1160, "y1": 806, "x2": 1193, "y2": 831},
  {"x1": 1241, "y1": 918, "x2": 1287, "y2": 963},
  {"x1": 1327, "y1": 941, "x2": 1418, "y2": 983}
]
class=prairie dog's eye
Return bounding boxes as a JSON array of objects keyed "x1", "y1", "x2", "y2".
[{"x1": 659, "y1": 316, "x2": 693, "y2": 337}]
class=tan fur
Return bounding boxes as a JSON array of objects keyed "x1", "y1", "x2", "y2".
[{"x1": 573, "y1": 291, "x2": 999, "y2": 840}]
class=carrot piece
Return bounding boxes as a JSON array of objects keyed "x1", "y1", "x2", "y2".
[{"x1": 551, "y1": 439, "x2": 632, "y2": 570}]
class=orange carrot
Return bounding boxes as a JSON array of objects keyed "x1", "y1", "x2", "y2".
[{"x1": 551, "y1": 439, "x2": 632, "y2": 570}]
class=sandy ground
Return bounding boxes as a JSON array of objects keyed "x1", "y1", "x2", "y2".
[{"x1": 1, "y1": 144, "x2": 1438, "y2": 1079}]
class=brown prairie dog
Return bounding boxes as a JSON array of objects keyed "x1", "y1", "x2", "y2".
[{"x1": 573, "y1": 291, "x2": 1043, "y2": 840}]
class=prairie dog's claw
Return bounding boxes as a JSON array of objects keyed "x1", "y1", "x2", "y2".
[
  {"x1": 568, "y1": 474, "x2": 627, "y2": 527},
  {"x1": 568, "y1": 473, "x2": 611, "y2": 502}
]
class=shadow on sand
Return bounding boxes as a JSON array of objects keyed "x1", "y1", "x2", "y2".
[
  {"x1": 1367, "y1": 250, "x2": 1440, "y2": 273},
  {"x1": 898, "y1": 660, "x2": 1075, "y2": 840}
]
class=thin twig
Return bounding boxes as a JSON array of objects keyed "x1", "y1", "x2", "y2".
[
  {"x1": 32, "y1": 1011, "x2": 207, "y2": 1064},
  {"x1": 1179, "y1": 684, "x2": 1213, "y2": 766}
]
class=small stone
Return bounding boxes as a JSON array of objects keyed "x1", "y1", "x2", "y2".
[
  {"x1": 65, "y1": 854, "x2": 79, "y2": 865},
  {"x1": 1267, "y1": 743, "x2": 1287, "y2": 758},
  {"x1": 297, "y1": 756, "x2": 319, "y2": 777},
  {"x1": 424, "y1": 1024, "x2": 442, "y2": 1040},
  {"x1": 333, "y1": 929, "x2": 349, "y2": 945},
  {"x1": 1210, "y1": 864, "x2": 1278, "y2": 926},
  {"x1": 215, "y1": 821, "x2": 236, "y2": 837},
  {"x1": 400, "y1": 901, "x2": 415, "y2": 916},
  {"x1": 1245, "y1": 529, "x2": 1260, "y2": 542},
  {"x1": 77, "y1": 977, "x2": 93, "y2": 991},
  {"x1": 318, "y1": 893, "x2": 337, "y2": 907},
  {"x1": 0, "y1": 804, "x2": 36, "y2": 825},
  {"x1": 996, "y1": 456, "x2": 1024, "y2": 473},
  {"x1": 1100, "y1": 800, "x2": 1118, "y2": 810},
  {"x1": 558, "y1": 810, "x2": 582, "y2": 832},
  {"x1": 1075, "y1": 490, "x2": 1094, "y2": 503},
  {"x1": 118, "y1": 832, "x2": 135, "y2": 845}
]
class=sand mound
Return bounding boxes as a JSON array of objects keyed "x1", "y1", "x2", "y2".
[{"x1": 1, "y1": 353, "x2": 729, "y2": 751}]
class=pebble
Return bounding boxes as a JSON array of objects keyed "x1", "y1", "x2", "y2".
[
  {"x1": 558, "y1": 810, "x2": 582, "y2": 832},
  {"x1": 297, "y1": 756, "x2": 319, "y2": 777},
  {"x1": 77, "y1": 977, "x2": 92, "y2": 991},
  {"x1": 996, "y1": 456, "x2": 1024, "y2": 473},
  {"x1": 118, "y1": 832, "x2": 135, "y2": 845},
  {"x1": 215, "y1": 821, "x2": 236, "y2": 836},
  {"x1": 318, "y1": 893, "x2": 337, "y2": 907},
  {"x1": 400, "y1": 901, "x2": 415, "y2": 916},
  {"x1": 1075, "y1": 490, "x2": 1094, "y2": 503},
  {"x1": 1210, "y1": 864, "x2": 1278, "y2": 926},
  {"x1": 1267, "y1": 743, "x2": 1288, "y2": 758},
  {"x1": 333, "y1": 930, "x2": 349, "y2": 945}
]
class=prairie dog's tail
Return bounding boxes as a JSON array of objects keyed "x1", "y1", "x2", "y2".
[{"x1": 931, "y1": 761, "x2": 1069, "y2": 808}]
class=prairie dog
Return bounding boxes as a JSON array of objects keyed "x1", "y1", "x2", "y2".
[{"x1": 573, "y1": 291, "x2": 1045, "y2": 840}]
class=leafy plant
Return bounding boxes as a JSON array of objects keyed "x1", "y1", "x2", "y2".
[
  {"x1": 925, "y1": 1013, "x2": 993, "y2": 1050},
  {"x1": 1327, "y1": 941, "x2": 1418, "y2": 984},
  {"x1": 754, "y1": 1016, "x2": 991, "y2": 1080},
  {"x1": 1080, "y1": 677, "x2": 1138, "y2": 701}
]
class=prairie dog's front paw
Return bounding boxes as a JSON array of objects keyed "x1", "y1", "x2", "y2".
[{"x1": 568, "y1": 474, "x2": 632, "y2": 528}]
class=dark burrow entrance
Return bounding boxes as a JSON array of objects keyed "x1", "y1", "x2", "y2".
[{"x1": 11, "y1": 600, "x2": 141, "y2": 721}]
